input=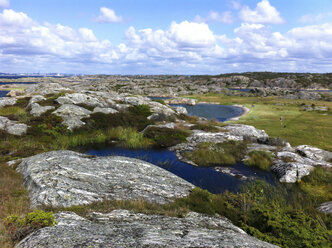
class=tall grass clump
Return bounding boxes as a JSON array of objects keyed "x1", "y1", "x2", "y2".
[
  {"x1": 183, "y1": 141, "x2": 247, "y2": 166},
  {"x1": 0, "y1": 106, "x2": 28, "y2": 122},
  {"x1": 107, "y1": 127, "x2": 152, "y2": 149},
  {"x1": 244, "y1": 150, "x2": 274, "y2": 171}
]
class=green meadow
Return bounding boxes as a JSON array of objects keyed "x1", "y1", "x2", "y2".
[{"x1": 187, "y1": 94, "x2": 332, "y2": 151}]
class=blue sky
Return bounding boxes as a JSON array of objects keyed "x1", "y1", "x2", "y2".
[{"x1": 1, "y1": 0, "x2": 332, "y2": 74}]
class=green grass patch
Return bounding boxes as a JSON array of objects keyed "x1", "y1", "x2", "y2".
[
  {"x1": 244, "y1": 150, "x2": 274, "y2": 171},
  {"x1": 300, "y1": 167, "x2": 332, "y2": 202},
  {"x1": 0, "y1": 106, "x2": 28, "y2": 122},
  {"x1": 183, "y1": 141, "x2": 247, "y2": 166}
]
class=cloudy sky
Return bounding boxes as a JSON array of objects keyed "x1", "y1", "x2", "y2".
[{"x1": 1, "y1": 0, "x2": 332, "y2": 74}]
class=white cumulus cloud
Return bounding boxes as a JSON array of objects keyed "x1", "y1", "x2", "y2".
[
  {"x1": 239, "y1": 0, "x2": 284, "y2": 24},
  {"x1": 94, "y1": 7, "x2": 123, "y2": 23}
]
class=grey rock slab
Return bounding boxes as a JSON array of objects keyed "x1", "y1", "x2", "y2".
[
  {"x1": 174, "y1": 106, "x2": 188, "y2": 115},
  {"x1": 93, "y1": 106, "x2": 119, "y2": 114},
  {"x1": 27, "y1": 95, "x2": 46, "y2": 107},
  {"x1": 29, "y1": 103, "x2": 55, "y2": 117},
  {"x1": 16, "y1": 210, "x2": 278, "y2": 248},
  {"x1": 271, "y1": 151, "x2": 331, "y2": 183},
  {"x1": 56, "y1": 92, "x2": 104, "y2": 107},
  {"x1": 53, "y1": 104, "x2": 92, "y2": 130},
  {"x1": 317, "y1": 201, "x2": 332, "y2": 214},
  {"x1": 224, "y1": 124, "x2": 269, "y2": 142},
  {"x1": 0, "y1": 97, "x2": 17, "y2": 108},
  {"x1": 0, "y1": 116, "x2": 27, "y2": 136},
  {"x1": 296, "y1": 145, "x2": 332, "y2": 163},
  {"x1": 25, "y1": 83, "x2": 71, "y2": 95},
  {"x1": 16, "y1": 150, "x2": 194, "y2": 208}
]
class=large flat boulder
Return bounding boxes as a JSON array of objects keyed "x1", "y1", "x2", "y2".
[
  {"x1": 296, "y1": 145, "x2": 332, "y2": 163},
  {"x1": 0, "y1": 97, "x2": 17, "y2": 108},
  {"x1": 0, "y1": 116, "x2": 27, "y2": 136},
  {"x1": 29, "y1": 103, "x2": 55, "y2": 117},
  {"x1": 271, "y1": 151, "x2": 331, "y2": 183},
  {"x1": 224, "y1": 124, "x2": 269, "y2": 142},
  {"x1": 16, "y1": 150, "x2": 194, "y2": 208},
  {"x1": 16, "y1": 210, "x2": 278, "y2": 248},
  {"x1": 52, "y1": 104, "x2": 92, "y2": 130}
]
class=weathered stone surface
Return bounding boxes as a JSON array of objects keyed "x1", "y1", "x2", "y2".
[
  {"x1": 296, "y1": 145, "x2": 332, "y2": 163},
  {"x1": 93, "y1": 106, "x2": 118, "y2": 114},
  {"x1": 25, "y1": 83, "x2": 71, "y2": 95},
  {"x1": 174, "y1": 106, "x2": 188, "y2": 115},
  {"x1": 6, "y1": 89, "x2": 25, "y2": 97},
  {"x1": 224, "y1": 124, "x2": 269, "y2": 142},
  {"x1": 271, "y1": 151, "x2": 331, "y2": 183},
  {"x1": 16, "y1": 210, "x2": 278, "y2": 248},
  {"x1": 52, "y1": 104, "x2": 91, "y2": 130},
  {"x1": 0, "y1": 97, "x2": 17, "y2": 108},
  {"x1": 17, "y1": 150, "x2": 194, "y2": 208},
  {"x1": 29, "y1": 103, "x2": 55, "y2": 117},
  {"x1": 317, "y1": 201, "x2": 332, "y2": 214},
  {"x1": 27, "y1": 95, "x2": 46, "y2": 107},
  {"x1": 56, "y1": 92, "x2": 104, "y2": 107},
  {"x1": 0, "y1": 116, "x2": 27, "y2": 135}
]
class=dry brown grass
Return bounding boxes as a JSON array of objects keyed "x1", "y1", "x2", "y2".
[{"x1": 0, "y1": 162, "x2": 30, "y2": 248}]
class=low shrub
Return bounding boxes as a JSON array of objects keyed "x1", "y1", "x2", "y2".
[
  {"x1": 107, "y1": 127, "x2": 153, "y2": 149},
  {"x1": 244, "y1": 150, "x2": 274, "y2": 171},
  {"x1": 4, "y1": 210, "x2": 57, "y2": 242},
  {"x1": 183, "y1": 141, "x2": 248, "y2": 166},
  {"x1": 143, "y1": 127, "x2": 190, "y2": 148}
]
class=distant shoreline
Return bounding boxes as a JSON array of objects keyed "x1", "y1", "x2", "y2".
[{"x1": 228, "y1": 104, "x2": 250, "y2": 121}]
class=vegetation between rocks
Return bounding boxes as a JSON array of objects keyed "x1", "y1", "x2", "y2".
[
  {"x1": 244, "y1": 150, "x2": 274, "y2": 171},
  {"x1": 183, "y1": 141, "x2": 248, "y2": 166},
  {"x1": 4, "y1": 210, "x2": 56, "y2": 243}
]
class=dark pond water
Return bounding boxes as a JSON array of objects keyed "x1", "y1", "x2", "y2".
[
  {"x1": 85, "y1": 147, "x2": 275, "y2": 194},
  {"x1": 170, "y1": 103, "x2": 243, "y2": 122},
  {"x1": 0, "y1": 81, "x2": 38, "y2": 85},
  {"x1": 229, "y1": 88, "x2": 252, "y2": 92},
  {"x1": 0, "y1": 91, "x2": 9, "y2": 98}
]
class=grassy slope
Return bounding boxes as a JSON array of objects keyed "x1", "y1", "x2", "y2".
[{"x1": 188, "y1": 94, "x2": 332, "y2": 151}]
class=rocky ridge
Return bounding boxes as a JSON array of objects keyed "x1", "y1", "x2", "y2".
[{"x1": 16, "y1": 210, "x2": 278, "y2": 248}]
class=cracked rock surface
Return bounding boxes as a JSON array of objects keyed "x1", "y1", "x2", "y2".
[
  {"x1": 16, "y1": 210, "x2": 278, "y2": 248},
  {"x1": 17, "y1": 150, "x2": 194, "y2": 208}
]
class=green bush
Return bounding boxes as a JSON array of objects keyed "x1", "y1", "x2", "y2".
[
  {"x1": 244, "y1": 150, "x2": 274, "y2": 171},
  {"x1": 83, "y1": 106, "x2": 153, "y2": 131},
  {"x1": 143, "y1": 127, "x2": 190, "y2": 148},
  {"x1": 4, "y1": 210, "x2": 57, "y2": 242}
]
